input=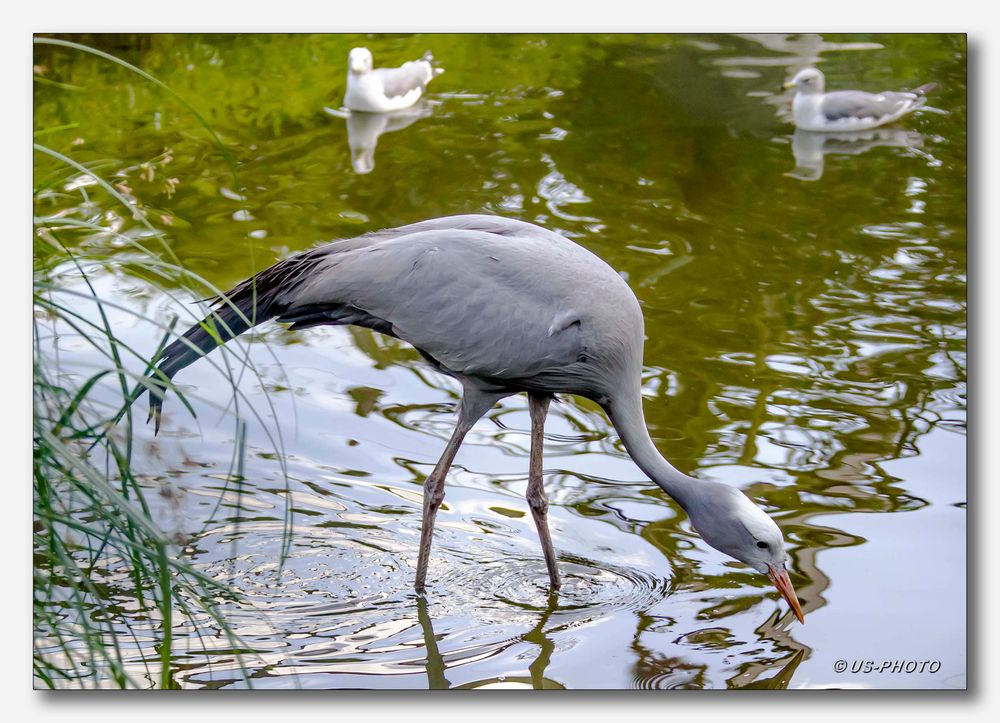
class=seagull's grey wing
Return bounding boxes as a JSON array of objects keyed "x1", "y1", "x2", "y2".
[
  {"x1": 374, "y1": 61, "x2": 432, "y2": 100},
  {"x1": 820, "y1": 90, "x2": 919, "y2": 121}
]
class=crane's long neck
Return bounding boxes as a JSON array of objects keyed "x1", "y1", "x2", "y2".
[{"x1": 604, "y1": 389, "x2": 701, "y2": 511}]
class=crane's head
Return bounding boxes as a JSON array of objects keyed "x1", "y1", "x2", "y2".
[
  {"x1": 783, "y1": 67, "x2": 825, "y2": 94},
  {"x1": 348, "y1": 47, "x2": 374, "y2": 74},
  {"x1": 686, "y1": 482, "x2": 805, "y2": 623}
]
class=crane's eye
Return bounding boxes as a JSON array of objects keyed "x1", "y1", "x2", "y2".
[{"x1": 756, "y1": 541, "x2": 769, "y2": 550}]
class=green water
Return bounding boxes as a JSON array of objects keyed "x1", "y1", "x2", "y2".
[{"x1": 33, "y1": 33, "x2": 966, "y2": 689}]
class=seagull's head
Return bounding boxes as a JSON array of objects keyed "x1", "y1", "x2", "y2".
[
  {"x1": 686, "y1": 482, "x2": 805, "y2": 623},
  {"x1": 784, "y1": 67, "x2": 825, "y2": 94},
  {"x1": 348, "y1": 47, "x2": 374, "y2": 74}
]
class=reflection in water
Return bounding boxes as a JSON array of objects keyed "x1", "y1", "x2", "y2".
[
  {"x1": 418, "y1": 594, "x2": 565, "y2": 689},
  {"x1": 416, "y1": 597, "x2": 451, "y2": 689},
  {"x1": 735, "y1": 650, "x2": 805, "y2": 689},
  {"x1": 788, "y1": 128, "x2": 924, "y2": 181},
  {"x1": 739, "y1": 33, "x2": 884, "y2": 69},
  {"x1": 326, "y1": 103, "x2": 434, "y2": 174},
  {"x1": 633, "y1": 628, "x2": 806, "y2": 689}
]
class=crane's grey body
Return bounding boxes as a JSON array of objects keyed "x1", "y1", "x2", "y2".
[
  {"x1": 144, "y1": 214, "x2": 804, "y2": 621},
  {"x1": 278, "y1": 215, "x2": 639, "y2": 400}
]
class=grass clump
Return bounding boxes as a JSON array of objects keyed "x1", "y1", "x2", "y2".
[{"x1": 33, "y1": 38, "x2": 283, "y2": 689}]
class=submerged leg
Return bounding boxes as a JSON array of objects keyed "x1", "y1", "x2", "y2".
[
  {"x1": 415, "y1": 388, "x2": 500, "y2": 593},
  {"x1": 527, "y1": 394, "x2": 560, "y2": 588}
]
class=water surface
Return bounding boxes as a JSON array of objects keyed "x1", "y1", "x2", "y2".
[{"x1": 33, "y1": 33, "x2": 967, "y2": 689}]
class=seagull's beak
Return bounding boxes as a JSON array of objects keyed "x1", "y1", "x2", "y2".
[
  {"x1": 782, "y1": 80, "x2": 796, "y2": 90},
  {"x1": 768, "y1": 565, "x2": 805, "y2": 624}
]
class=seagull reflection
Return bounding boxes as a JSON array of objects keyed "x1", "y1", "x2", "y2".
[
  {"x1": 416, "y1": 593, "x2": 565, "y2": 689},
  {"x1": 787, "y1": 127, "x2": 923, "y2": 181},
  {"x1": 326, "y1": 103, "x2": 433, "y2": 174}
]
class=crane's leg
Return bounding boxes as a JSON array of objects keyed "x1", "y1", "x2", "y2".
[
  {"x1": 527, "y1": 394, "x2": 560, "y2": 589},
  {"x1": 415, "y1": 388, "x2": 500, "y2": 593}
]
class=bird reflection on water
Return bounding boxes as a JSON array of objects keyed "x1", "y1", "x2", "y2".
[
  {"x1": 325, "y1": 103, "x2": 435, "y2": 175},
  {"x1": 787, "y1": 127, "x2": 924, "y2": 181},
  {"x1": 417, "y1": 591, "x2": 802, "y2": 689},
  {"x1": 417, "y1": 594, "x2": 564, "y2": 689}
]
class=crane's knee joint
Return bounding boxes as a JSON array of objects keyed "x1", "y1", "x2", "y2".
[
  {"x1": 423, "y1": 476, "x2": 445, "y2": 509},
  {"x1": 527, "y1": 493, "x2": 548, "y2": 516}
]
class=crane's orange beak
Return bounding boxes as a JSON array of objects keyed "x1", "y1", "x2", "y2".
[{"x1": 768, "y1": 565, "x2": 805, "y2": 624}]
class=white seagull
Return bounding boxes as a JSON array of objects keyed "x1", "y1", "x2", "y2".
[
  {"x1": 784, "y1": 67, "x2": 935, "y2": 132},
  {"x1": 344, "y1": 47, "x2": 444, "y2": 113}
]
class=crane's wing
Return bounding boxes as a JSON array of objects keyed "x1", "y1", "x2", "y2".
[
  {"x1": 145, "y1": 215, "x2": 617, "y2": 427},
  {"x1": 283, "y1": 215, "x2": 592, "y2": 383}
]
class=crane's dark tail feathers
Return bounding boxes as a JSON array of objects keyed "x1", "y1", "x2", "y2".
[
  {"x1": 138, "y1": 256, "x2": 310, "y2": 433},
  {"x1": 142, "y1": 296, "x2": 265, "y2": 434},
  {"x1": 128, "y1": 241, "x2": 344, "y2": 433}
]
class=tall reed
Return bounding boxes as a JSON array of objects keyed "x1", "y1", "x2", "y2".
[{"x1": 33, "y1": 37, "x2": 281, "y2": 688}]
